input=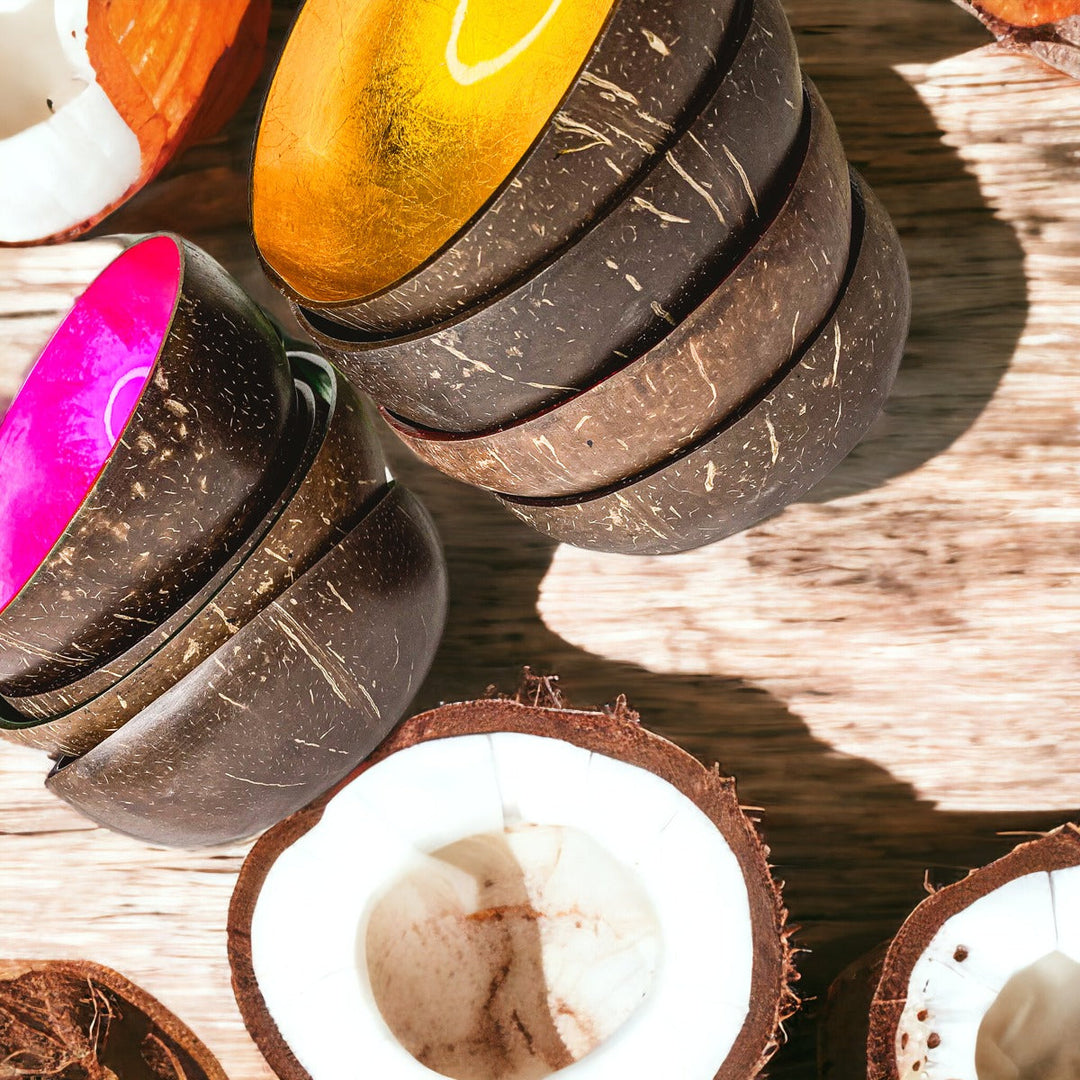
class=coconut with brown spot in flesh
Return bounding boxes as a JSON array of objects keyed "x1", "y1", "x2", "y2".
[{"x1": 228, "y1": 678, "x2": 797, "y2": 1080}]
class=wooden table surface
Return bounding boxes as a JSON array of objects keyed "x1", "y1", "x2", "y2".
[{"x1": 2, "y1": 3, "x2": 1078, "y2": 1077}]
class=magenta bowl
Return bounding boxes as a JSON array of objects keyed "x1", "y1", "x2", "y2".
[{"x1": 0, "y1": 235, "x2": 296, "y2": 694}]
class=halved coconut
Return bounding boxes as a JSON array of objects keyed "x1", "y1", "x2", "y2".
[
  {"x1": 0, "y1": 0, "x2": 270, "y2": 244},
  {"x1": 953, "y1": 1, "x2": 1080, "y2": 79},
  {"x1": 229, "y1": 683, "x2": 796, "y2": 1080},
  {"x1": 824, "y1": 824, "x2": 1080, "y2": 1080},
  {"x1": 0, "y1": 959, "x2": 226, "y2": 1080}
]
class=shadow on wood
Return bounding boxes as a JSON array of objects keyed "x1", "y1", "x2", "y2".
[
  {"x1": 392, "y1": 440, "x2": 1074, "y2": 1079},
  {"x1": 790, "y1": 0, "x2": 1028, "y2": 502}
]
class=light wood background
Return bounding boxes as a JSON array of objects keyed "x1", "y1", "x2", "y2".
[{"x1": 2, "y1": 2, "x2": 1078, "y2": 1076}]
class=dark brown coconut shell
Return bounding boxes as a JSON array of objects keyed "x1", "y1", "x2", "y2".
[
  {"x1": 0, "y1": 377, "x2": 319, "y2": 734},
  {"x1": 865, "y1": 825, "x2": 1080, "y2": 1080},
  {"x1": 45, "y1": 483, "x2": 447, "y2": 848},
  {"x1": 300, "y1": 0, "x2": 801, "y2": 433},
  {"x1": 0, "y1": 236, "x2": 295, "y2": 694},
  {"x1": 262, "y1": 0, "x2": 741, "y2": 334},
  {"x1": 228, "y1": 688, "x2": 797, "y2": 1080},
  {"x1": 386, "y1": 79, "x2": 850, "y2": 496},
  {"x1": 3, "y1": 354, "x2": 387, "y2": 757},
  {"x1": 0, "y1": 959, "x2": 227, "y2": 1080},
  {"x1": 818, "y1": 943, "x2": 890, "y2": 1080},
  {"x1": 499, "y1": 172, "x2": 909, "y2": 553},
  {"x1": 954, "y1": 2, "x2": 1080, "y2": 79}
]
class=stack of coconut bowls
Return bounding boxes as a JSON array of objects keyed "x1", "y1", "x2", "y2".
[
  {"x1": 252, "y1": 0, "x2": 911, "y2": 556},
  {"x1": 0, "y1": 236, "x2": 446, "y2": 847}
]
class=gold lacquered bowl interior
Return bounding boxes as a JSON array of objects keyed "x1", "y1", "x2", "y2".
[{"x1": 252, "y1": 0, "x2": 615, "y2": 305}]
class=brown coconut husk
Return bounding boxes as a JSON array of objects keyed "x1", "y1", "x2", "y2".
[{"x1": 0, "y1": 960, "x2": 226, "y2": 1080}]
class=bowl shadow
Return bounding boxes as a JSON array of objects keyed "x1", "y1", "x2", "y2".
[
  {"x1": 788, "y1": 0, "x2": 1029, "y2": 502},
  {"x1": 393, "y1": 444, "x2": 1074, "y2": 1079},
  {"x1": 374, "y1": 7, "x2": 1039, "y2": 1071}
]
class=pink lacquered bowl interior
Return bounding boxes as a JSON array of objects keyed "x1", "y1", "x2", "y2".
[{"x1": 0, "y1": 236, "x2": 182, "y2": 613}]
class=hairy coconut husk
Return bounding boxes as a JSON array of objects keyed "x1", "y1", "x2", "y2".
[{"x1": 0, "y1": 959, "x2": 226, "y2": 1080}]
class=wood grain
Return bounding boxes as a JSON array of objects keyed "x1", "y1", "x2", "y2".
[{"x1": 1, "y1": 3, "x2": 1078, "y2": 1077}]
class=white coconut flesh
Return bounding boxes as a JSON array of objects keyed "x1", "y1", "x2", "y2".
[
  {"x1": 0, "y1": 0, "x2": 140, "y2": 242},
  {"x1": 250, "y1": 732, "x2": 755, "y2": 1080},
  {"x1": 895, "y1": 865, "x2": 1080, "y2": 1079}
]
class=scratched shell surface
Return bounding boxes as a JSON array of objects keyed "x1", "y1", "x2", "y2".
[
  {"x1": 500, "y1": 176, "x2": 909, "y2": 554},
  {"x1": 45, "y1": 484, "x2": 447, "y2": 848},
  {"x1": 0, "y1": 240, "x2": 295, "y2": 694},
  {"x1": 290, "y1": 0, "x2": 740, "y2": 335},
  {"x1": 389, "y1": 81, "x2": 850, "y2": 499},
  {"x1": 4, "y1": 356, "x2": 388, "y2": 757},
  {"x1": 0, "y1": 381, "x2": 316, "y2": 731},
  {"x1": 301, "y1": 0, "x2": 801, "y2": 434}
]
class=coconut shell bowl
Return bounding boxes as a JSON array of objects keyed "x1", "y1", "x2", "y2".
[
  {"x1": 255, "y1": 0, "x2": 912, "y2": 555},
  {"x1": 252, "y1": 0, "x2": 743, "y2": 335},
  {"x1": 0, "y1": 235, "x2": 447, "y2": 848}
]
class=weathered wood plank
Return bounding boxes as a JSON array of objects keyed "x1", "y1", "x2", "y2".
[{"x1": 1, "y1": 2, "x2": 1078, "y2": 1076}]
